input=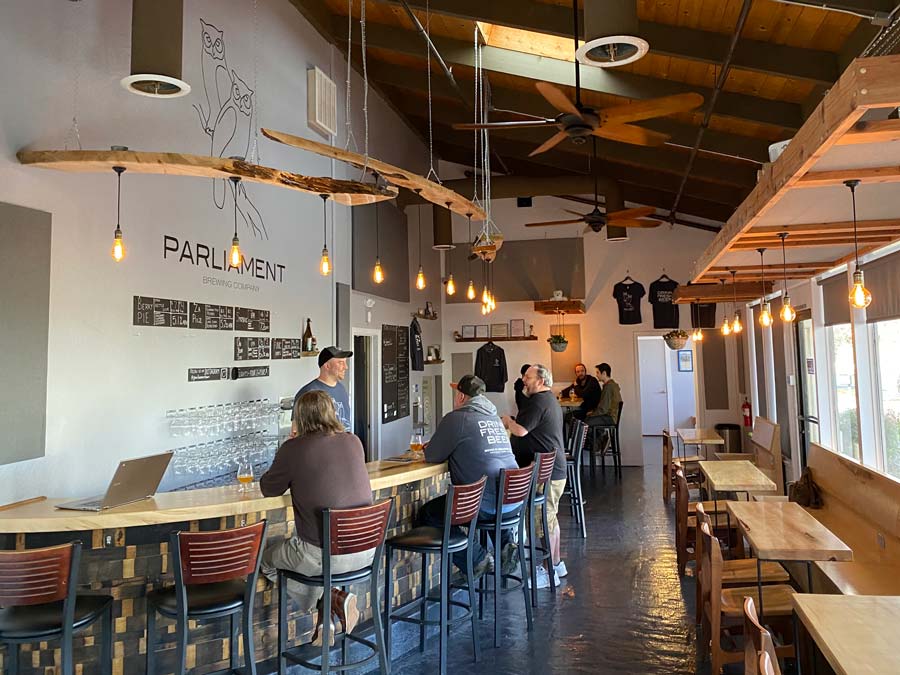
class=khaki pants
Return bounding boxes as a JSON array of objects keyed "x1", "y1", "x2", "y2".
[
  {"x1": 535, "y1": 479, "x2": 567, "y2": 538},
  {"x1": 261, "y1": 536, "x2": 375, "y2": 611}
]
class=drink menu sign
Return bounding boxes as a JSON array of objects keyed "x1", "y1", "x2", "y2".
[
  {"x1": 235, "y1": 306, "x2": 270, "y2": 332},
  {"x1": 234, "y1": 337, "x2": 271, "y2": 361},
  {"x1": 397, "y1": 326, "x2": 410, "y2": 418},
  {"x1": 381, "y1": 324, "x2": 410, "y2": 424},
  {"x1": 272, "y1": 338, "x2": 302, "y2": 360},
  {"x1": 189, "y1": 302, "x2": 234, "y2": 330},
  {"x1": 133, "y1": 296, "x2": 188, "y2": 327}
]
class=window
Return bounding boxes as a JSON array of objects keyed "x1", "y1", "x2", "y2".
[
  {"x1": 872, "y1": 319, "x2": 900, "y2": 479},
  {"x1": 827, "y1": 323, "x2": 859, "y2": 459}
]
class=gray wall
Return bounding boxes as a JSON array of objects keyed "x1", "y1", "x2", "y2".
[{"x1": 352, "y1": 202, "x2": 410, "y2": 303}]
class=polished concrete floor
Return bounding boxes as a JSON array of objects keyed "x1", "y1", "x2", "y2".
[{"x1": 383, "y1": 455, "x2": 703, "y2": 675}]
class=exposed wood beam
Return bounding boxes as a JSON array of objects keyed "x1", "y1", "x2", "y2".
[
  {"x1": 674, "y1": 281, "x2": 775, "y2": 304},
  {"x1": 700, "y1": 273, "x2": 826, "y2": 282},
  {"x1": 729, "y1": 233, "x2": 895, "y2": 249},
  {"x1": 744, "y1": 219, "x2": 900, "y2": 236},
  {"x1": 795, "y1": 165, "x2": 900, "y2": 188},
  {"x1": 709, "y1": 263, "x2": 830, "y2": 271},
  {"x1": 372, "y1": 0, "x2": 840, "y2": 86},
  {"x1": 351, "y1": 21, "x2": 804, "y2": 131},
  {"x1": 836, "y1": 118, "x2": 900, "y2": 144}
]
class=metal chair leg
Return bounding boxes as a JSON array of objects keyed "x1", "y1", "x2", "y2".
[
  {"x1": 465, "y1": 545, "x2": 480, "y2": 663},
  {"x1": 384, "y1": 546, "x2": 393, "y2": 661},
  {"x1": 419, "y1": 554, "x2": 428, "y2": 652},
  {"x1": 101, "y1": 603, "x2": 113, "y2": 675},
  {"x1": 243, "y1": 603, "x2": 257, "y2": 675},
  {"x1": 439, "y1": 552, "x2": 449, "y2": 675},
  {"x1": 277, "y1": 572, "x2": 287, "y2": 675},
  {"x1": 519, "y1": 519, "x2": 533, "y2": 632},
  {"x1": 146, "y1": 607, "x2": 156, "y2": 675},
  {"x1": 321, "y1": 581, "x2": 332, "y2": 675},
  {"x1": 8, "y1": 642, "x2": 19, "y2": 675},
  {"x1": 542, "y1": 502, "x2": 556, "y2": 595},
  {"x1": 528, "y1": 502, "x2": 538, "y2": 607},
  {"x1": 371, "y1": 571, "x2": 391, "y2": 675},
  {"x1": 175, "y1": 613, "x2": 188, "y2": 675},
  {"x1": 230, "y1": 612, "x2": 240, "y2": 671},
  {"x1": 493, "y1": 531, "x2": 502, "y2": 648},
  {"x1": 341, "y1": 586, "x2": 349, "y2": 667}
]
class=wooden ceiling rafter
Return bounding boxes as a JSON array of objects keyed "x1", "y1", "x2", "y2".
[
  {"x1": 796, "y1": 165, "x2": 900, "y2": 188},
  {"x1": 674, "y1": 281, "x2": 775, "y2": 304}
]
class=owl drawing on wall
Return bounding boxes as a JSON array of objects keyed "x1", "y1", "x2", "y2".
[{"x1": 193, "y1": 19, "x2": 229, "y2": 135}]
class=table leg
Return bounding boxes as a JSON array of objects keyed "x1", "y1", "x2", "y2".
[
  {"x1": 806, "y1": 561, "x2": 814, "y2": 594},
  {"x1": 756, "y1": 557, "x2": 764, "y2": 625},
  {"x1": 793, "y1": 610, "x2": 803, "y2": 675}
]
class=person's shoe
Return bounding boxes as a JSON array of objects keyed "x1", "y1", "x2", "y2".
[
  {"x1": 554, "y1": 560, "x2": 568, "y2": 578},
  {"x1": 472, "y1": 555, "x2": 491, "y2": 581},
  {"x1": 500, "y1": 542, "x2": 519, "y2": 576},
  {"x1": 310, "y1": 608, "x2": 336, "y2": 647},
  {"x1": 527, "y1": 565, "x2": 560, "y2": 589},
  {"x1": 485, "y1": 552, "x2": 495, "y2": 573},
  {"x1": 330, "y1": 588, "x2": 360, "y2": 635}
]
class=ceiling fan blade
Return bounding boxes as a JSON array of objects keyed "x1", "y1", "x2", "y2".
[
  {"x1": 452, "y1": 119, "x2": 557, "y2": 130},
  {"x1": 529, "y1": 130, "x2": 569, "y2": 157},
  {"x1": 535, "y1": 82, "x2": 582, "y2": 117},
  {"x1": 615, "y1": 219, "x2": 663, "y2": 228},
  {"x1": 608, "y1": 206, "x2": 657, "y2": 220},
  {"x1": 595, "y1": 124, "x2": 669, "y2": 147},
  {"x1": 525, "y1": 218, "x2": 584, "y2": 228},
  {"x1": 600, "y1": 92, "x2": 705, "y2": 125}
]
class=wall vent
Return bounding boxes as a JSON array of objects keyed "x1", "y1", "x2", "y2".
[{"x1": 307, "y1": 67, "x2": 337, "y2": 138}]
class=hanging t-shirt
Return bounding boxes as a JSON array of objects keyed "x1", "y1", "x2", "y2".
[
  {"x1": 474, "y1": 342, "x2": 508, "y2": 393},
  {"x1": 649, "y1": 278, "x2": 680, "y2": 329},
  {"x1": 409, "y1": 317, "x2": 424, "y2": 371},
  {"x1": 690, "y1": 303, "x2": 717, "y2": 329},
  {"x1": 612, "y1": 280, "x2": 646, "y2": 325}
]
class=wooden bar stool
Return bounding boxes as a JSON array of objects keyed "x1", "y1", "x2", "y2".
[
  {"x1": 474, "y1": 466, "x2": 534, "y2": 648},
  {"x1": 146, "y1": 520, "x2": 267, "y2": 675},
  {"x1": 384, "y1": 477, "x2": 486, "y2": 675},
  {"x1": 0, "y1": 541, "x2": 113, "y2": 675},
  {"x1": 277, "y1": 500, "x2": 393, "y2": 675},
  {"x1": 564, "y1": 419, "x2": 588, "y2": 538},
  {"x1": 527, "y1": 451, "x2": 558, "y2": 605}
]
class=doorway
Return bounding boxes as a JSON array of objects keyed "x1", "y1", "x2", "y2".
[
  {"x1": 636, "y1": 335, "x2": 697, "y2": 437},
  {"x1": 351, "y1": 329, "x2": 381, "y2": 461},
  {"x1": 793, "y1": 309, "x2": 819, "y2": 468}
]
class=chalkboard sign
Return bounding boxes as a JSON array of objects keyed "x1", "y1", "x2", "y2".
[
  {"x1": 231, "y1": 365, "x2": 269, "y2": 380},
  {"x1": 188, "y1": 367, "x2": 230, "y2": 382},
  {"x1": 235, "y1": 306, "x2": 270, "y2": 332},
  {"x1": 272, "y1": 338, "x2": 302, "y2": 360},
  {"x1": 189, "y1": 302, "x2": 234, "y2": 330},
  {"x1": 234, "y1": 337, "x2": 271, "y2": 361},
  {"x1": 397, "y1": 325, "x2": 410, "y2": 418},
  {"x1": 133, "y1": 296, "x2": 188, "y2": 328},
  {"x1": 381, "y1": 324, "x2": 410, "y2": 424}
]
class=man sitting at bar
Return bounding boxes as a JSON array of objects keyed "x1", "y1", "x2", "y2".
[
  {"x1": 559, "y1": 362, "x2": 601, "y2": 420},
  {"x1": 293, "y1": 346, "x2": 352, "y2": 431},
  {"x1": 420, "y1": 374, "x2": 520, "y2": 578},
  {"x1": 260, "y1": 390, "x2": 372, "y2": 645},
  {"x1": 502, "y1": 364, "x2": 568, "y2": 587},
  {"x1": 514, "y1": 363, "x2": 531, "y2": 414},
  {"x1": 588, "y1": 362, "x2": 623, "y2": 454}
]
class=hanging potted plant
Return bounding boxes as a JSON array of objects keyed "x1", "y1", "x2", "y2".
[
  {"x1": 548, "y1": 309, "x2": 569, "y2": 352},
  {"x1": 663, "y1": 329, "x2": 690, "y2": 350}
]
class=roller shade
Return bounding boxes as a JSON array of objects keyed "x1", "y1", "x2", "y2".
[
  {"x1": 863, "y1": 250, "x2": 900, "y2": 323},
  {"x1": 819, "y1": 273, "x2": 850, "y2": 327}
]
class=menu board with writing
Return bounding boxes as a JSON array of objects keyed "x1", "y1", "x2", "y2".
[
  {"x1": 381, "y1": 325, "x2": 398, "y2": 423},
  {"x1": 397, "y1": 325, "x2": 410, "y2": 418},
  {"x1": 234, "y1": 337, "x2": 271, "y2": 361},
  {"x1": 235, "y1": 306, "x2": 270, "y2": 332},
  {"x1": 189, "y1": 302, "x2": 234, "y2": 330},
  {"x1": 231, "y1": 365, "x2": 269, "y2": 380},
  {"x1": 133, "y1": 296, "x2": 188, "y2": 328},
  {"x1": 188, "y1": 367, "x2": 230, "y2": 382},
  {"x1": 272, "y1": 338, "x2": 302, "y2": 360}
]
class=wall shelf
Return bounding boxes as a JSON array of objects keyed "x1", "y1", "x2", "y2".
[
  {"x1": 453, "y1": 336, "x2": 538, "y2": 343},
  {"x1": 412, "y1": 313, "x2": 438, "y2": 320},
  {"x1": 301, "y1": 351, "x2": 320, "y2": 357},
  {"x1": 424, "y1": 359, "x2": 444, "y2": 365},
  {"x1": 533, "y1": 299, "x2": 585, "y2": 315}
]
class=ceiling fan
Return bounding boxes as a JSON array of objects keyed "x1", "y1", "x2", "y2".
[
  {"x1": 525, "y1": 139, "x2": 662, "y2": 233},
  {"x1": 452, "y1": 1, "x2": 703, "y2": 156}
]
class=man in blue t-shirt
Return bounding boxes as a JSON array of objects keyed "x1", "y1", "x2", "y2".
[{"x1": 293, "y1": 346, "x2": 353, "y2": 431}]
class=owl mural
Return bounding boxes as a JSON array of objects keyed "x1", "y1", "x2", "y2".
[{"x1": 193, "y1": 18, "x2": 267, "y2": 239}]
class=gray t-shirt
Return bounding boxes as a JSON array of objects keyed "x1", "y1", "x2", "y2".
[{"x1": 294, "y1": 379, "x2": 351, "y2": 431}]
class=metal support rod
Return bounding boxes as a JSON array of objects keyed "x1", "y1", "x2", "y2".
[{"x1": 669, "y1": 0, "x2": 753, "y2": 220}]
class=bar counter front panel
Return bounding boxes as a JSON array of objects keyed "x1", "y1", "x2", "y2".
[{"x1": 0, "y1": 460, "x2": 448, "y2": 675}]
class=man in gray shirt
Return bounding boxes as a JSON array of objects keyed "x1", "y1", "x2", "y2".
[
  {"x1": 293, "y1": 346, "x2": 352, "y2": 431},
  {"x1": 419, "y1": 375, "x2": 519, "y2": 577}
]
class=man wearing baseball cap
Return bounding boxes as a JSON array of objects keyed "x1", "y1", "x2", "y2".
[
  {"x1": 293, "y1": 346, "x2": 353, "y2": 432},
  {"x1": 418, "y1": 374, "x2": 520, "y2": 578}
]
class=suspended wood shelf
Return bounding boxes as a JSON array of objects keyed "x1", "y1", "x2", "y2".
[
  {"x1": 412, "y1": 312, "x2": 438, "y2": 320},
  {"x1": 16, "y1": 150, "x2": 398, "y2": 206},
  {"x1": 262, "y1": 128, "x2": 487, "y2": 219},
  {"x1": 533, "y1": 299, "x2": 585, "y2": 315},
  {"x1": 674, "y1": 281, "x2": 774, "y2": 304},
  {"x1": 424, "y1": 359, "x2": 444, "y2": 365},
  {"x1": 454, "y1": 336, "x2": 538, "y2": 343}
]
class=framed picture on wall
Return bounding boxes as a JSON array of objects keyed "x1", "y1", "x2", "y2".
[
  {"x1": 491, "y1": 323, "x2": 508, "y2": 338},
  {"x1": 677, "y1": 349, "x2": 693, "y2": 372},
  {"x1": 461, "y1": 325, "x2": 476, "y2": 339},
  {"x1": 475, "y1": 324, "x2": 489, "y2": 339},
  {"x1": 509, "y1": 319, "x2": 525, "y2": 337}
]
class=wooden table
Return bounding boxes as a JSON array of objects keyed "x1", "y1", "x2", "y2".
[
  {"x1": 558, "y1": 396, "x2": 584, "y2": 408},
  {"x1": 699, "y1": 460, "x2": 776, "y2": 494},
  {"x1": 677, "y1": 427, "x2": 724, "y2": 459},
  {"x1": 792, "y1": 594, "x2": 900, "y2": 675},
  {"x1": 816, "y1": 561, "x2": 900, "y2": 596}
]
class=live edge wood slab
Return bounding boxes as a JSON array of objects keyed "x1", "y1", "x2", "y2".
[{"x1": 0, "y1": 460, "x2": 448, "y2": 675}]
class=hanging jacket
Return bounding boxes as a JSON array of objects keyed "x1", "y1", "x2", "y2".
[
  {"x1": 475, "y1": 342, "x2": 508, "y2": 393},
  {"x1": 409, "y1": 317, "x2": 424, "y2": 371}
]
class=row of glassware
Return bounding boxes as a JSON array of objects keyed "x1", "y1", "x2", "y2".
[
  {"x1": 170, "y1": 432, "x2": 280, "y2": 476},
  {"x1": 166, "y1": 399, "x2": 282, "y2": 437}
]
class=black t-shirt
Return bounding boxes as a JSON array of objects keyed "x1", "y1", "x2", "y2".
[
  {"x1": 690, "y1": 303, "x2": 717, "y2": 329},
  {"x1": 649, "y1": 278, "x2": 680, "y2": 329},
  {"x1": 510, "y1": 390, "x2": 566, "y2": 481},
  {"x1": 613, "y1": 281, "x2": 645, "y2": 325},
  {"x1": 475, "y1": 343, "x2": 508, "y2": 393}
]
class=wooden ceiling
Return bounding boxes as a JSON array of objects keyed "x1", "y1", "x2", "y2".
[{"x1": 289, "y1": 0, "x2": 890, "y2": 227}]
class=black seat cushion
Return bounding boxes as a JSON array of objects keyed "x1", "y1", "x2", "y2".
[
  {"x1": 476, "y1": 511, "x2": 521, "y2": 529},
  {"x1": 386, "y1": 526, "x2": 467, "y2": 552},
  {"x1": 147, "y1": 579, "x2": 247, "y2": 618},
  {"x1": 0, "y1": 594, "x2": 112, "y2": 640}
]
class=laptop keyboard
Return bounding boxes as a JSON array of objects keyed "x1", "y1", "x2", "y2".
[{"x1": 77, "y1": 499, "x2": 104, "y2": 510}]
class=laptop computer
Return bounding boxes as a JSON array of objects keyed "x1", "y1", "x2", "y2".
[{"x1": 56, "y1": 450, "x2": 175, "y2": 512}]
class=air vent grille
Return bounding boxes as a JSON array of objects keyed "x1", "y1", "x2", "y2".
[{"x1": 307, "y1": 67, "x2": 337, "y2": 138}]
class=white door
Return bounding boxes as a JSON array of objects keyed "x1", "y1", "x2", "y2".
[{"x1": 638, "y1": 336, "x2": 669, "y2": 436}]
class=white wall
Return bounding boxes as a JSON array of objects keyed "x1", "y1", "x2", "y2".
[
  {"x1": 0, "y1": 0, "x2": 432, "y2": 499},
  {"x1": 667, "y1": 345, "x2": 697, "y2": 430}
]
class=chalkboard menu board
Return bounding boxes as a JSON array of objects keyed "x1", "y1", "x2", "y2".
[
  {"x1": 235, "y1": 306, "x2": 270, "y2": 332},
  {"x1": 231, "y1": 365, "x2": 269, "y2": 380},
  {"x1": 189, "y1": 302, "x2": 234, "y2": 330},
  {"x1": 381, "y1": 324, "x2": 410, "y2": 424},
  {"x1": 188, "y1": 367, "x2": 230, "y2": 382},
  {"x1": 234, "y1": 337, "x2": 271, "y2": 361},
  {"x1": 272, "y1": 338, "x2": 302, "y2": 360},
  {"x1": 133, "y1": 296, "x2": 188, "y2": 328}
]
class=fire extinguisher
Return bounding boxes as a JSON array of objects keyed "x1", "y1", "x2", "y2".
[{"x1": 742, "y1": 398, "x2": 753, "y2": 427}]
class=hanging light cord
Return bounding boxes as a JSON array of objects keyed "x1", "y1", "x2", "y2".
[
  {"x1": 849, "y1": 180, "x2": 861, "y2": 267},
  {"x1": 375, "y1": 203, "x2": 380, "y2": 259},
  {"x1": 758, "y1": 248, "x2": 766, "y2": 303},
  {"x1": 418, "y1": 205, "x2": 422, "y2": 266},
  {"x1": 731, "y1": 270, "x2": 738, "y2": 306},
  {"x1": 321, "y1": 194, "x2": 328, "y2": 243},
  {"x1": 115, "y1": 168, "x2": 123, "y2": 228},
  {"x1": 780, "y1": 233, "x2": 789, "y2": 289}
]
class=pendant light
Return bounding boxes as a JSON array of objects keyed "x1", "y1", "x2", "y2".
[
  {"x1": 372, "y1": 203, "x2": 385, "y2": 284},
  {"x1": 415, "y1": 205, "x2": 426, "y2": 290},
  {"x1": 720, "y1": 279, "x2": 732, "y2": 335},
  {"x1": 465, "y1": 214, "x2": 476, "y2": 300},
  {"x1": 844, "y1": 179, "x2": 872, "y2": 309},
  {"x1": 445, "y1": 209, "x2": 456, "y2": 295},
  {"x1": 228, "y1": 176, "x2": 242, "y2": 268},
  {"x1": 757, "y1": 248, "x2": 772, "y2": 328},
  {"x1": 110, "y1": 166, "x2": 126, "y2": 262},
  {"x1": 319, "y1": 194, "x2": 331, "y2": 276},
  {"x1": 691, "y1": 303, "x2": 704, "y2": 342},
  {"x1": 777, "y1": 232, "x2": 796, "y2": 322},
  {"x1": 730, "y1": 270, "x2": 743, "y2": 333}
]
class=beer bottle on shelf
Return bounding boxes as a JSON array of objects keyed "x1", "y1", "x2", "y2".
[{"x1": 303, "y1": 319, "x2": 314, "y2": 352}]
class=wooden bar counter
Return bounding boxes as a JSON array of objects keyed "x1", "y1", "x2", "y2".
[{"x1": 0, "y1": 459, "x2": 449, "y2": 675}]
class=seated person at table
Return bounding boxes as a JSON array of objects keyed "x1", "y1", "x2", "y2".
[
  {"x1": 260, "y1": 390, "x2": 373, "y2": 645},
  {"x1": 559, "y1": 363, "x2": 601, "y2": 420},
  {"x1": 501, "y1": 364, "x2": 568, "y2": 586},
  {"x1": 420, "y1": 374, "x2": 520, "y2": 578},
  {"x1": 514, "y1": 363, "x2": 531, "y2": 414},
  {"x1": 588, "y1": 363, "x2": 623, "y2": 452}
]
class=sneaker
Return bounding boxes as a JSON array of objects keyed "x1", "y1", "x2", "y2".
[
  {"x1": 554, "y1": 560, "x2": 568, "y2": 578},
  {"x1": 527, "y1": 565, "x2": 560, "y2": 589},
  {"x1": 500, "y1": 542, "x2": 519, "y2": 576},
  {"x1": 472, "y1": 555, "x2": 491, "y2": 581}
]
